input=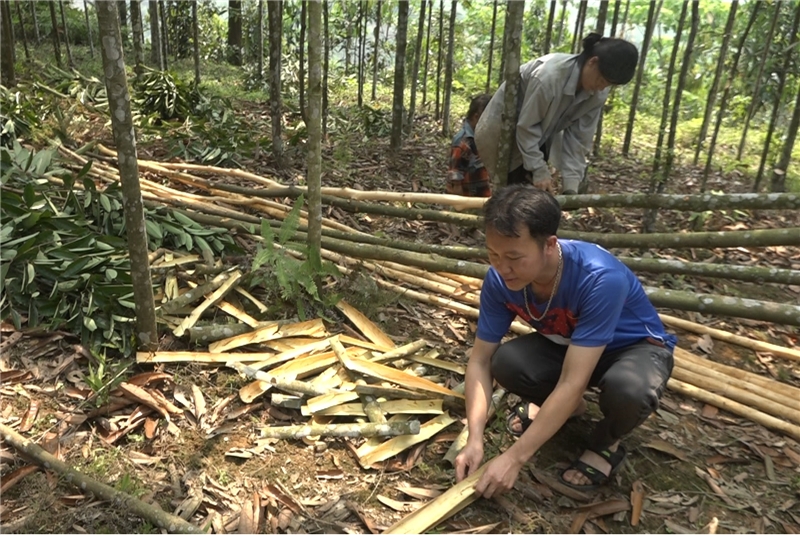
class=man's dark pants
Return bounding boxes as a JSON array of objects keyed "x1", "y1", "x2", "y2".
[{"x1": 490, "y1": 333, "x2": 674, "y2": 451}]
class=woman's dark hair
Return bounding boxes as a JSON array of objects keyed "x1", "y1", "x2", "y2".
[
  {"x1": 467, "y1": 93, "x2": 492, "y2": 121},
  {"x1": 484, "y1": 184, "x2": 561, "y2": 246},
  {"x1": 580, "y1": 32, "x2": 638, "y2": 85}
]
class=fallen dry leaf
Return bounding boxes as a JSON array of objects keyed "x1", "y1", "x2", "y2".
[
  {"x1": 630, "y1": 480, "x2": 645, "y2": 526},
  {"x1": 643, "y1": 438, "x2": 689, "y2": 462}
]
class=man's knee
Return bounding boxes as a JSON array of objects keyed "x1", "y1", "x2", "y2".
[
  {"x1": 490, "y1": 343, "x2": 523, "y2": 390},
  {"x1": 599, "y1": 376, "x2": 660, "y2": 427}
]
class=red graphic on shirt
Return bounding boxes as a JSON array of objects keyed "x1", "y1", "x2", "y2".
[{"x1": 507, "y1": 303, "x2": 578, "y2": 338}]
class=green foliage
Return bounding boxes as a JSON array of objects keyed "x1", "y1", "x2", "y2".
[
  {"x1": 250, "y1": 196, "x2": 340, "y2": 320},
  {"x1": 0, "y1": 143, "x2": 239, "y2": 355},
  {"x1": 133, "y1": 68, "x2": 200, "y2": 121},
  {"x1": 0, "y1": 86, "x2": 41, "y2": 147}
]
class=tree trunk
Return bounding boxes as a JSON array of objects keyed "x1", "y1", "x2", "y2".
[
  {"x1": 129, "y1": 0, "x2": 144, "y2": 79},
  {"x1": 0, "y1": 1, "x2": 14, "y2": 86},
  {"x1": 590, "y1": 0, "x2": 610, "y2": 155},
  {"x1": 736, "y1": 3, "x2": 781, "y2": 162},
  {"x1": 268, "y1": 0, "x2": 284, "y2": 166},
  {"x1": 422, "y1": 0, "x2": 432, "y2": 106},
  {"x1": 358, "y1": 0, "x2": 367, "y2": 108},
  {"x1": 59, "y1": 0, "x2": 73, "y2": 67},
  {"x1": 486, "y1": 0, "x2": 498, "y2": 92},
  {"x1": 440, "y1": 0, "x2": 456, "y2": 137},
  {"x1": 407, "y1": 0, "x2": 427, "y2": 134},
  {"x1": 96, "y1": 0, "x2": 158, "y2": 351},
  {"x1": 48, "y1": 1, "x2": 62, "y2": 68},
  {"x1": 622, "y1": 0, "x2": 660, "y2": 156},
  {"x1": 117, "y1": 0, "x2": 128, "y2": 44},
  {"x1": 610, "y1": 0, "x2": 621, "y2": 35},
  {"x1": 30, "y1": 0, "x2": 39, "y2": 44},
  {"x1": 753, "y1": 2, "x2": 800, "y2": 192},
  {"x1": 227, "y1": 0, "x2": 242, "y2": 66},
  {"x1": 619, "y1": 0, "x2": 631, "y2": 35},
  {"x1": 494, "y1": 0, "x2": 524, "y2": 190},
  {"x1": 192, "y1": 0, "x2": 200, "y2": 85},
  {"x1": 771, "y1": 80, "x2": 800, "y2": 192},
  {"x1": 307, "y1": 0, "x2": 322, "y2": 273},
  {"x1": 323, "y1": 0, "x2": 329, "y2": 137},
  {"x1": 543, "y1": 0, "x2": 556, "y2": 54},
  {"x1": 149, "y1": 0, "x2": 162, "y2": 68},
  {"x1": 435, "y1": 0, "x2": 443, "y2": 120},
  {"x1": 158, "y1": 1, "x2": 168, "y2": 69},
  {"x1": 571, "y1": 0, "x2": 587, "y2": 53},
  {"x1": 15, "y1": 1, "x2": 30, "y2": 61},
  {"x1": 620, "y1": 257, "x2": 800, "y2": 286},
  {"x1": 644, "y1": 288, "x2": 800, "y2": 328},
  {"x1": 555, "y1": 0, "x2": 568, "y2": 48},
  {"x1": 255, "y1": 0, "x2": 264, "y2": 82},
  {"x1": 0, "y1": 425, "x2": 202, "y2": 534},
  {"x1": 693, "y1": 1, "x2": 737, "y2": 166},
  {"x1": 390, "y1": 0, "x2": 409, "y2": 149},
  {"x1": 299, "y1": 0, "x2": 307, "y2": 119},
  {"x1": 701, "y1": 1, "x2": 761, "y2": 191},
  {"x1": 651, "y1": 1, "x2": 687, "y2": 177},
  {"x1": 497, "y1": 16, "x2": 506, "y2": 86},
  {"x1": 371, "y1": 0, "x2": 382, "y2": 101},
  {"x1": 83, "y1": 0, "x2": 94, "y2": 57}
]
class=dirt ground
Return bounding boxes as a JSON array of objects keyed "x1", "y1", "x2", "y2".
[{"x1": 2, "y1": 119, "x2": 800, "y2": 534}]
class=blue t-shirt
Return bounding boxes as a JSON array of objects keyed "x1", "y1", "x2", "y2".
[{"x1": 476, "y1": 240, "x2": 677, "y2": 352}]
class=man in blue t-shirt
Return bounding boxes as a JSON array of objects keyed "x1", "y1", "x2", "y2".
[{"x1": 455, "y1": 185, "x2": 676, "y2": 497}]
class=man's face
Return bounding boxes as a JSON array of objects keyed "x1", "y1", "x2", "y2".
[{"x1": 486, "y1": 226, "x2": 551, "y2": 291}]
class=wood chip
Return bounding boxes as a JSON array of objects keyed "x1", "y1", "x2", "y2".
[{"x1": 336, "y1": 300, "x2": 395, "y2": 349}]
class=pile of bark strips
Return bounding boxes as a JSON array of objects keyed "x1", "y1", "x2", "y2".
[{"x1": 140, "y1": 255, "x2": 470, "y2": 473}]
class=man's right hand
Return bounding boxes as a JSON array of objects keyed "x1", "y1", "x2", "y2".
[
  {"x1": 454, "y1": 440, "x2": 484, "y2": 482},
  {"x1": 533, "y1": 178, "x2": 556, "y2": 194}
]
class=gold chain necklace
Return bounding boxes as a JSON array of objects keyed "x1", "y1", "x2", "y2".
[{"x1": 523, "y1": 242, "x2": 563, "y2": 322}]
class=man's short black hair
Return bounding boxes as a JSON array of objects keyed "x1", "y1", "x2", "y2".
[
  {"x1": 484, "y1": 184, "x2": 561, "y2": 246},
  {"x1": 467, "y1": 93, "x2": 492, "y2": 122}
]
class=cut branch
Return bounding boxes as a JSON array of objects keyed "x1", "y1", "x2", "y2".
[{"x1": 258, "y1": 420, "x2": 420, "y2": 440}]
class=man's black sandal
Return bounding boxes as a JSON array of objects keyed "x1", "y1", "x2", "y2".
[
  {"x1": 506, "y1": 402, "x2": 534, "y2": 437},
  {"x1": 558, "y1": 444, "x2": 627, "y2": 491}
]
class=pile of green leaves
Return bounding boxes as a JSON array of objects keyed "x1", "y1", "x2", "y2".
[
  {"x1": 133, "y1": 68, "x2": 200, "y2": 122},
  {"x1": 0, "y1": 143, "x2": 238, "y2": 355},
  {"x1": 251, "y1": 197, "x2": 340, "y2": 320},
  {"x1": 0, "y1": 86, "x2": 41, "y2": 148}
]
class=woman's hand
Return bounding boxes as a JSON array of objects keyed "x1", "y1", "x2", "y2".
[{"x1": 532, "y1": 178, "x2": 556, "y2": 194}]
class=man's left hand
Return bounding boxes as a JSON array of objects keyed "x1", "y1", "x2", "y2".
[{"x1": 474, "y1": 451, "x2": 524, "y2": 499}]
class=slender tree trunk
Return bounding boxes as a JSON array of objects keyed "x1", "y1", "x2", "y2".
[
  {"x1": 692, "y1": 1, "x2": 737, "y2": 166},
  {"x1": 59, "y1": 0, "x2": 73, "y2": 67},
  {"x1": 359, "y1": 0, "x2": 367, "y2": 107},
  {"x1": 590, "y1": 0, "x2": 610, "y2": 155},
  {"x1": 300, "y1": 0, "x2": 307, "y2": 119},
  {"x1": 486, "y1": 0, "x2": 498, "y2": 92},
  {"x1": 371, "y1": 0, "x2": 382, "y2": 101},
  {"x1": 407, "y1": 0, "x2": 427, "y2": 133},
  {"x1": 701, "y1": 1, "x2": 761, "y2": 191},
  {"x1": 441, "y1": 0, "x2": 456, "y2": 137},
  {"x1": 355, "y1": 0, "x2": 363, "y2": 106},
  {"x1": 323, "y1": 0, "x2": 329, "y2": 137},
  {"x1": 192, "y1": 0, "x2": 200, "y2": 85},
  {"x1": 30, "y1": 0, "x2": 39, "y2": 44},
  {"x1": 622, "y1": 0, "x2": 660, "y2": 156},
  {"x1": 48, "y1": 1, "x2": 62, "y2": 68},
  {"x1": 83, "y1": 0, "x2": 94, "y2": 57},
  {"x1": 268, "y1": 0, "x2": 284, "y2": 165},
  {"x1": 571, "y1": 0, "x2": 586, "y2": 53},
  {"x1": 149, "y1": 0, "x2": 161, "y2": 68},
  {"x1": 227, "y1": 0, "x2": 242, "y2": 66},
  {"x1": 422, "y1": 0, "x2": 432, "y2": 107},
  {"x1": 555, "y1": 0, "x2": 567, "y2": 48},
  {"x1": 159, "y1": 0, "x2": 168, "y2": 69},
  {"x1": 497, "y1": 17, "x2": 506, "y2": 86},
  {"x1": 15, "y1": 1, "x2": 29, "y2": 61},
  {"x1": 129, "y1": 0, "x2": 144, "y2": 78},
  {"x1": 771, "y1": 82, "x2": 800, "y2": 192},
  {"x1": 307, "y1": 0, "x2": 322, "y2": 273},
  {"x1": 390, "y1": 0, "x2": 409, "y2": 149},
  {"x1": 494, "y1": 0, "x2": 525, "y2": 191},
  {"x1": 610, "y1": 0, "x2": 621, "y2": 35},
  {"x1": 257, "y1": 0, "x2": 264, "y2": 83},
  {"x1": 753, "y1": 2, "x2": 800, "y2": 192},
  {"x1": 544, "y1": 0, "x2": 556, "y2": 54},
  {"x1": 0, "y1": 1, "x2": 14, "y2": 86},
  {"x1": 95, "y1": 1, "x2": 158, "y2": 351},
  {"x1": 117, "y1": 0, "x2": 128, "y2": 44},
  {"x1": 619, "y1": 0, "x2": 631, "y2": 36},
  {"x1": 651, "y1": 1, "x2": 687, "y2": 178},
  {"x1": 435, "y1": 0, "x2": 443, "y2": 120},
  {"x1": 736, "y1": 3, "x2": 781, "y2": 161}
]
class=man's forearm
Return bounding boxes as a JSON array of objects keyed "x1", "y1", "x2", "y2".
[{"x1": 464, "y1": 360, "x2": 494, "y2": 443}]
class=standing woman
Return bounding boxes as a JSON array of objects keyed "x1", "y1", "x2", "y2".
[{"x1": 475, "y1": 33, "x2": 638, "y2": 195}]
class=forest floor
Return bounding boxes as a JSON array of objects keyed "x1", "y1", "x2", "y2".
[{"x1": 2, "y1": 102, "x2": 800, "y2": 534}]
